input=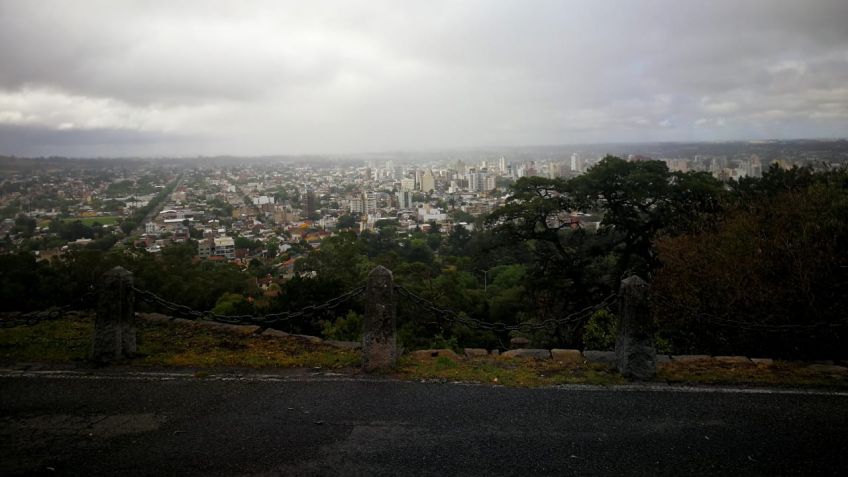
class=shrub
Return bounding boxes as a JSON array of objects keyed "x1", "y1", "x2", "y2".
[
  {"x1": 582, "y1": 309, "x2": 618, "y2": 351},
  {"x1": 321, "y1": 310, "x2": 362, "y2": 341}
]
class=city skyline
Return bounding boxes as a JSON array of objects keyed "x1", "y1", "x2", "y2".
[{"x1": 1, "y1": 0, "x2": 847, "y2": 157}]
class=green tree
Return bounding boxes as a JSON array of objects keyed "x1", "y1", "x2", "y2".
[
  {"x1": 652, "y1": 167, "x2": 848, "y2": 358},
  {"x1": 294, "y1": 232, "x2": 372, "y2": 287},
  {"x1": 120, "y1": 220, "x2": 137, "y2": 235},
  {"x1": 212, "y1": 292, "x2": 251, "y2": 316},
  {"x1": 337, "y1": 214, "x2": 358, "y2": 229}
]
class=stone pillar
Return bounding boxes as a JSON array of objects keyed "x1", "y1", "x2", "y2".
[
  {"x1": 92, "y1": 266, "x2": 136, "y2": 363},
  {"x1": 615, "y1": 275, "x2": 656, "y2": 380},
  {"x1": 362, "y1": 266, "x2": 397, "y2": 372}
]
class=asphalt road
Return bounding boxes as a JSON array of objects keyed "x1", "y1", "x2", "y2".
[{"x1": 1, "y1": 369, "x2": 847, "y2": 476}]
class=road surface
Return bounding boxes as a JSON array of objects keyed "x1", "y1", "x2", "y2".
[{"x1": 1, "y1": 368, "x2": 846, "y2": 476}]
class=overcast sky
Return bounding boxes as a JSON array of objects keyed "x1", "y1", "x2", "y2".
[{"x1": 1, "y1": 0, "x2": 846, "y2": 157}]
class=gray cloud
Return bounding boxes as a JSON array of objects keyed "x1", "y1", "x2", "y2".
[{"x1": 0, "y1": 0, "x2": 846, "y2": 156}]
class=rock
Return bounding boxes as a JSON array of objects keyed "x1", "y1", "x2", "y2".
[
  {"x1": 324, "y1": 340, "x2": 361, "y2": 350},
  {"x1": 137, "y1": 312, "x2": 171, "y2": 323},
  {"x1": 262, "y1": 328, "x2": 290, "y2": 338},
  {"x1": 464, "y1": 348, "x2": 488, "y2": 358},
  {"x1": 490, "y1": 349, "x2": 500, "y2": 356},
  {"x1": 509, "y1": 337, "x2": 530, "y2": 348},
  {"x1": 409, "y1": 349, "x2": 461, "y2": 361},
  {"x1": 806, "y1": 364, "x2": 848, "y2": 374},
  {"x1": 550, "y1": 349, "x2": 582, "y2": 363},
  {"x1": 501, "y1": 349, "x2": 551, "y2": 359},
  {"x1": 751, "y1": 358, "x2": 774, "y2": 366},
  {"x1": 291, "y1": 334, "x2": 324, "y2": 344},
  {"x1": 409, "y1": 350, "x2": 433, "y2": 360},
  {"x1": 197, "y1": 322, "x2": 261, "y2": 335},
  {"x1": 714, "y1": 356, "x2": 753, "y2": 365},
  {"x1": 671, "y1": 355, "x2": 713, "y2": 363},
  {"x1": 22, "y1": 310, "x2": 48, "y2": 319},
  {"x1": 196, "y1": 321, "x2": 224, "y2": 331},
  {"x1": 655, "y1": 355, "x2": 673, "y2": 364},
  {"x1": 173, "y1": 318, "x2": 196, "y2": 326},
  {"x1": 583, "y1": 350, "x2": 616, "y2": 364},
  {"x1": 227, "y1": 325, "x2": 261, "y2": 335}
]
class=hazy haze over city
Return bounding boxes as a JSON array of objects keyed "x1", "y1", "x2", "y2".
[{"x1": 1, "y1": 0, "x2": 846, "y2": 157}]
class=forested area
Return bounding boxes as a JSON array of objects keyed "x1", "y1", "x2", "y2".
[{"x1": 1, "y1": 157, "x2": 845, "y2": 358}]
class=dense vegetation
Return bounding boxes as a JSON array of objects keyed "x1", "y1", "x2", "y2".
[{"x1": 2, "y1": 157, "x2": 845, "y2": 358}]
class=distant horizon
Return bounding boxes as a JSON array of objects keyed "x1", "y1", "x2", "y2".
[{"x1": 2, "y1": 136, "x2": 846, "y2": 161}]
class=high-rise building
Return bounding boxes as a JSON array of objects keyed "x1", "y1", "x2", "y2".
[
  {"x1": 400, "y1": 178, "x2": 416, "y2": 192},
  {"x1": 364, "y1": 192, "x2": 377, "y2": 214},
  {"x1": 414, "y1": 169, "x2": 424, "y2": 190},
  {"x1": 421, "y1": 170, "x2": 435, "y2": 193},
  {"x1": 484, "y1": 174, "x2": 496, "y2": 191},
  {"x1": 749, "y1": 155, "x2": 763, "y2": 178},
  {"x1": 549, "y1": 162, "x2": 562, "y2": 179},
  {"x1": 466, "y1": 171, "x2": 495, "y2": 192},
  {"x1": 397, "y1": 190, "x2": 413, "y2": 210},
  {"x1": 570, "y1": 153, "x2": 583, "y2": 173}
]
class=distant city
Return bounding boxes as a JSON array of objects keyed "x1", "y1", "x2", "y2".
[{"x1": 1, "y1": 139, "x2": 846, "y2": 262}]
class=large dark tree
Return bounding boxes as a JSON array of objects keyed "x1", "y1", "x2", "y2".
[{"x1": 490, "y1": 156, "x2": 724, "y2": 278}]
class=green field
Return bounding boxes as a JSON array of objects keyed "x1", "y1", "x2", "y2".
[{"x1": 62, "y1": 216, "x2": 122, "y2": 226}]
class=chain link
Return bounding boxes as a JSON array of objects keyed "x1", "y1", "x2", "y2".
[
  {"x1": 394, "y1": 284, "x2": 616, "y2": 332},
  {"x1": 649, "y1": 293, "x2": 848, "y2": 333},
  {"x1": 11, "y1": 277, "x2": 844, "y2": 335},
  {"x1": 132, "y1": 285, "x2": 365, "y2": 327},
  {"x1": 0, "y1": 288, "x2": 98, "y2": 328}
]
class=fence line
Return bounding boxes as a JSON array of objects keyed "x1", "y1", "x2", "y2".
[
  {"x1": 4, "y1": 274, "x2": 847, "y2": 335},
  {"x1": 394, "y1": 284, "x2": 616, "y2": 332},
  {"x1": 132, "y1": 285, "x2": 366, "y2": 328},
  {"x1": 0, "y1": 290, "x2": 97, "y2": 328},
  {"x1": 649, "y1": 294, "x2": 848, "y2": 333}
]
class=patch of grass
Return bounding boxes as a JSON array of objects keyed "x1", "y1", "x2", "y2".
[
  {"x1": 132, "y1": 323, "x2": 361, "y2": 369},
  {"x1": 0, "y1": 315, "x2": 360, "y2": 369},
  {"x1": 657, "y1": 360, "x2": 848, "y2": 389},
  {"x1": 133, "y1": 321, "x2": 360, "y2": 369},
  {"x1": 398, "y1": 355, "x2": 626, "y2": 387},
  {"x1": 0, "y1": 314, "x2": 93, "y2": 362},
  {"x1": 3, "y1": 317, "x2": 846, "y2": 390}
]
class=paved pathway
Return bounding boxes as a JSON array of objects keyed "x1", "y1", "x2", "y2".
[{"x1": 2, "y1": 368, "x2": 846, "y2": 476}]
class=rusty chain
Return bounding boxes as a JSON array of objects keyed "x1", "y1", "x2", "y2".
[
  {"x1": 0, "y1": 289, "x2": 98, "y2": 328},
  {"x1": 394, "y1": 284, "x2": 617, "y2": 332},
  {"x1": 649, "y1": 293, "x2": 848, "y2": 333},
  {"x1": 131, "y1": 285, "x2": 365, "y2": 327}
]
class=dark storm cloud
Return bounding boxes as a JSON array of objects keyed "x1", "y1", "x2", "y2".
[
  {"x1": 0, "y1": 124, "x2": 190, "y2": 157},
  {"x1": 0, "y1": 0, "x2": 845, "y2": 156}
]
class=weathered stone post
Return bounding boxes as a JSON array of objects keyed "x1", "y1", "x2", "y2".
[
  {"x1": 615, "y1": 275, "x2": 656, "y2": 380},
  {"x1": 362, "y1": 266, "x2": 397, "y2": 372},
  {"x1": 92, "y1": 266, "x2": 136, "y2": 363}
]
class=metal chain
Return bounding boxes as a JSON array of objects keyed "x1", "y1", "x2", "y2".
[
  {"x1": 0, "y1": 288, "x2": 98, "y2": 328},
  {"x1": 649, "y1": 293, "x2": 848, "y2": 333},
  {"x1": 132, "y1": 285, "x2": 365, "y2": 327},
  {"x1": 394, "y1": 284, "x2": 616, "y2": 332}
]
